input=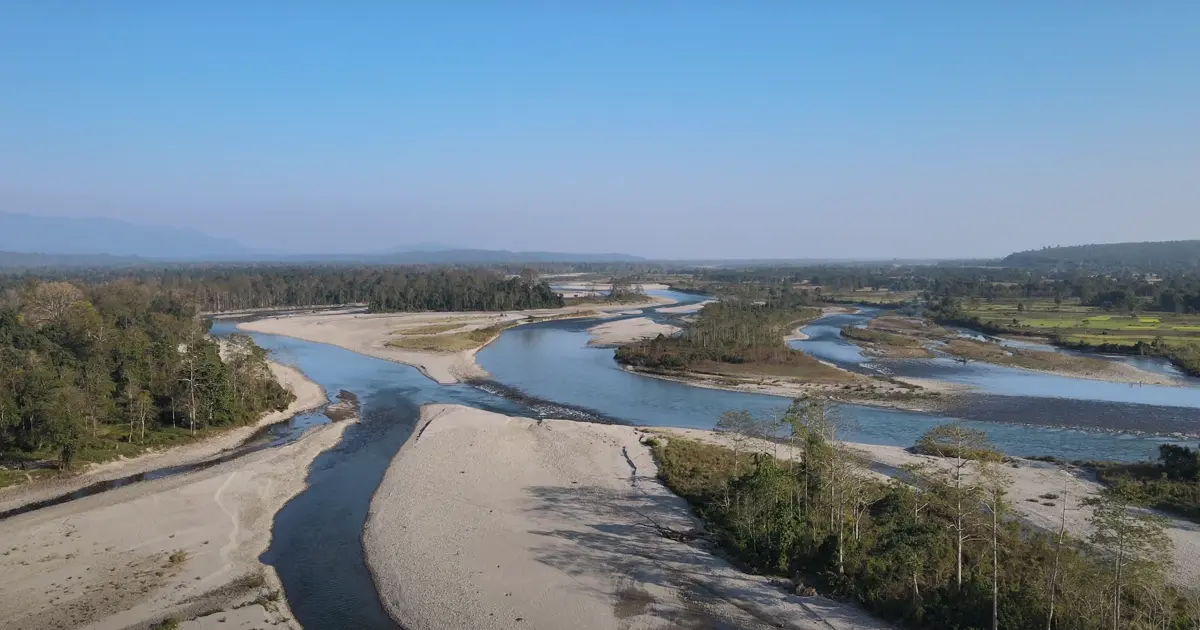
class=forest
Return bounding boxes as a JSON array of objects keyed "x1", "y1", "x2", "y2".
[
  {"x1": 1003, "y1": 241, "x2": 1200, "y2": 273},
  {"x1": 0, "y1": 280, "x2": 293, "y2": 479},
  {"x1": 0, "y1": 266, "x2": 565, "y2": 313},
  {"x1": 614, "y1": 300, "x2": 818, "y2": 371},
  {"x1": 654, "y1": 402, "x2": 1200, "y2": 629}
]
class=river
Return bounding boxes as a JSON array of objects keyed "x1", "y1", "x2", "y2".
[{"x1": 206, "y1": 294, "x2": 1200, "y2": 628}]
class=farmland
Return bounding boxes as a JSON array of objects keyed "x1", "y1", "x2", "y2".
[{"x1": 954, "y1": 299, "x2": 1200, "y2": 375}]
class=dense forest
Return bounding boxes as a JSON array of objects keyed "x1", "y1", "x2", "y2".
[
  {"x1": 1004, "y1": 241, "x2": 1200, "y2": 273},
  {"x1": 0, "y1": 266, "x2": 565, "y2": 313},
  {"x1": 656, "y1": 404, "x2": 1200, "y2": 629},
  {"x1": 0, "y1": 280, "x2": 293, "y2": 474}
]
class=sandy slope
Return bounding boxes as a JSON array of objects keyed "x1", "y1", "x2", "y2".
[
  {"x1": 0, "y1": 370, "x2": 350, "y2": 630},
  {"x1": 0, "y1": 361, "x2": 327, "y2": 516},
  {"x1": 663, "y1": 429, "x2": 1200, "y2": 586},
  {"x1": 586, "y1": 317, "x2": 680, "y2": 346},
  {"x1": 239, "y1": 298, "x2": 677, "y2": 385},
  {"x1": 364, "y1": 404, "x2": 891, "y2": 630}
]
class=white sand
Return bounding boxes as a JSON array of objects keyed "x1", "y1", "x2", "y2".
[
  {"x1": 663, "y1": 429, "x2": 1200, "y2": 586},
  {"x1": 364, "y1": 404, "x2": 891, "y2": 630},
  {"x1": 784, "y1": 326, "x2": 810, "y2": 342},
  {"x1": 655, "y1": 299, "x2": 714, "y2": 314},
  {"x1": 239, "y1": 299, "x2": 678, "y2": 385},
  {"x1": 0, "y1": 361, "x2": 327, "y2": 516},
  {"x1": 586, "y1": 317, "x2": 680, "y2": 347},
  {"x1": 0, "y1": 368, "x2": 350, "y2": 630}
]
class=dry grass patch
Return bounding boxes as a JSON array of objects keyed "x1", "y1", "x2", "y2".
[{"x1": 394, "y1": 322, "x2": 465, "y2": 336}]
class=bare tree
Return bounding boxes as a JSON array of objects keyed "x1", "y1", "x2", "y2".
[
  {"x1": 918, "y1": 423, "x2": 994, "y2": 589},
  {"x1": 21, "y1": 281, "x2": 85, "y2": 327},
  {"x1": 979, "y1": 461, "x2": 1012, "y2": 630},
  {"x1": 1086, "y1": 484, "x2": 1173, "y2": 630}
]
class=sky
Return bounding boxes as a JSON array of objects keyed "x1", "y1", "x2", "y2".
[{"x1": 1, "y1": 3, "x2": 1197, "y2": 259}]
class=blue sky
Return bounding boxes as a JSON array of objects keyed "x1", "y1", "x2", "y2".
[{"x1": 1, "y1": 3, "x2": 1197, "y2": 258}]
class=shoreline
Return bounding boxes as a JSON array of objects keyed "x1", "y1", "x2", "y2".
[
  {"x1": 619, "y1": 365, "x2": 954, "y2": 413},
  {"x1": 0, "y1": 361, "x2": 328, "y2": 514},
  {"x1": 238, "y1": 297, "x2": 678, "y2": 385},
  {"x1": 0, "y1": 363, "x2": 348, "y2": 630},
  {"x1": 363, "y1": 404, "x2": 889, "y2": 630}
]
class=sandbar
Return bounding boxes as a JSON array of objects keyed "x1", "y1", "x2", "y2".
[
  {"x1": 364, "y1": 404, "x2": 891, "y2": 630},
  {"x1": 586, "y1": 317, "x2": 680, "y2": 346}
]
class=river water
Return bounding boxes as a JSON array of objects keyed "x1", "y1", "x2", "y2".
[{"x1": 206, "y1": 294, "x2": 1200, "y2": 628}]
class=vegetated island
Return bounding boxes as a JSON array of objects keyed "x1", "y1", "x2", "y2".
[
  {"x1": 613, "y1": 300, "x2": 947, "y2": 410},
  {"x1": 841, "y1": 312, "x2": 1178, "y2": 386}
]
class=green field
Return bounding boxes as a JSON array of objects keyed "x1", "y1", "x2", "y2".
[{"x1": 958, "y1": 300, "x2": 1200, "y2": 375}]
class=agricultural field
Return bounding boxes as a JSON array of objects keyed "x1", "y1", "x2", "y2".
[
  {"x1": 958, "y1": 300, "x2": 1200, "y2": 375},
  {"x1": 962, "y1": 301, "x2": 1200, "y2": 344}
]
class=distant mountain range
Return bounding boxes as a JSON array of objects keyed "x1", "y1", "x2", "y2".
[
  {"x1": 0, "y1": 212, "x2": 642, "y2": 267},
  {"x1": 0, "y1": 212, "x2": 253, "y2": 259},
  {"x1": 1003, "y1": 240, "x2": 1200, "y2": 272}
]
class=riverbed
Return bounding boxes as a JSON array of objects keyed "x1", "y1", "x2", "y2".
[{"x1": 207, "y1": 295, "x2": 1200, "y2": 628}]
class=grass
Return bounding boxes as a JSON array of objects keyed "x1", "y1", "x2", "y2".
[
  {"x1": 386, "y1": 323, "x2": 510, "y2": 352},
  {"x1": 840, "y1": 325, "x2": 934, "y2": 358},
  {"x1": 394, "y1": 322, "x2": 465, "y2": 335}
]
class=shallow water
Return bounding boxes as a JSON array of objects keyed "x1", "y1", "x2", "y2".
[
  {"x1": 791, "y1": 310, "x2": 1200, "y2": 408},
  {"x1": 475, "y1": 311, "x2": 1191, "y2": 462}
]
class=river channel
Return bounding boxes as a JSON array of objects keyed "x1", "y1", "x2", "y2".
[{"x1": 208, "y1": 293, "x2": 1200, "y2": 628}]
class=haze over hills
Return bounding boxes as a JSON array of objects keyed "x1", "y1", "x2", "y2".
[{"x1": 0, "y1": 213, "x2": 641, "y2": 266}]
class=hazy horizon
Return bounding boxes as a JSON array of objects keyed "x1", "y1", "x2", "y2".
[{"x1": 2, "y1": 5, "x2": 1197, "y2": 259}]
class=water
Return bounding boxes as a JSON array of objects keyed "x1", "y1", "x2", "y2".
[
  {"x1": 211, "y1": 321, "x2": 544, "y2": 630},
  {"x1": 475, "y1": 312, "x2": 1192, "y2": 462},
  {"x1": 790, "y1": 310, "x2": 1200, "y2": 408}
]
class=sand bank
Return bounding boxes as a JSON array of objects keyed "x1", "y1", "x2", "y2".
[
  {"x1": 655, "y1": 299, "x2": 714, "y2": 314},
  {"x1": 663, "y1": 429, "x2": 1200, "y2": 586},
  {"x1": 364, "y1": 404, "x2": 890, "y2": 630},
  {"x1": 239, "y1": 299, "x2": 678, "y2": 385},
  {"x1": 0, "y1": 361, "x2": 327, "y2": 515},
  {"x1": 0, "y1": 369, "x2": 350, "y2": 630},
  {"x1": 620, "y1": 366, "x2": 948, "y2": 413},
  {"x1": 586, "y1": 317, "x2": 680, "y2": 347}
]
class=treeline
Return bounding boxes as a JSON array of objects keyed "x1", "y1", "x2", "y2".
[
  {"x1": 0, "y1": 266, "x2": 565, "y2": 314},
  {"x1": 1003, "y1": 240, "x2": 1200, "y2": 273},
  {"x1": 0, "y1": 280, "x2": 292, "y2": 470},
  {"x1": 615, "y1": 301, "x2": 817, "y2": 370},
  {"x1": 655, "y1": 403, "x2": 1198, "y2": 629}
]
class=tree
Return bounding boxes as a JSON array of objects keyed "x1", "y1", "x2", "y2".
[
  {"x1": 918, "y1": 423, "x2": 995, "y2": 589},
  {"x1": 715, "y1": 409, "x2": 761, "y2": 477},
  {"x1": 21, "y1": 281, "x2": 85, "y2": 328},
  {"x1": 979, "y1": 461, "x2": 1011, "y2": 630},
  {"x1": 1086, "y1": 484, "x2": 1173, "y2": 630}
]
